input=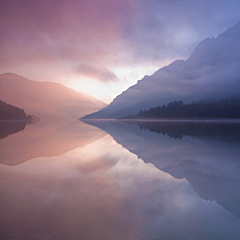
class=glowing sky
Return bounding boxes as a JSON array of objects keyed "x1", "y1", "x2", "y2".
[{"x1": 1, "y1": 0, "x2": 240, "y2": 103}]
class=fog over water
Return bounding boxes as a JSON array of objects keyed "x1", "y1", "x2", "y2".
[{"x1": 0, "y1": 120, "x2": 240, "y2": 240}]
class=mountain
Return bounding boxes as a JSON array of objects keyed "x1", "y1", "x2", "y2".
[
  {"x1": 0, "y1": 100, "x2": 31, "y2": 120},
  {"x1": 83, "y1": 21, "x2": 240, "y2": 119},
  {"x1": 79, "y1": 91, "x2": 107, "y2": 109},
  {"x1": 0, "y1": 73, "x2": 107, "y2": 119},
  {"x1": 122, "y1": 97, "x2": 240, "y2": 119}
]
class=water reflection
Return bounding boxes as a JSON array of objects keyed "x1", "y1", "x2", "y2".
[
  {"x1": 0, "y1": 120, "x2": 106, "y2": 165},
  {"x1": 0, "y1": 120, "x2": 28, "y2": 139},
  {"x1": 0, "y1": 120, "x2": 240, "y2": 240},
  {"x1": 84, "y1": 120, "x2": 240, "y2": 219},
  {"x1": 124, "y1": 120, "x2": 240, "y2": 144}
]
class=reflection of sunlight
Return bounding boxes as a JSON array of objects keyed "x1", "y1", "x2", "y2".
[
  {"x1": 0, "y1": 134, "x2": 180, "y2": 181},
  {"x1": 0, "y1": 120, "x2": 106, "y2": 166}
]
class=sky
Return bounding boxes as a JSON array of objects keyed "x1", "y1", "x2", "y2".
[{"x1": 1, "y1": 0, "x2": 240, "y2": 103}]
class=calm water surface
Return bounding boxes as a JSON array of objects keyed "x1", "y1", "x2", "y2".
[{"x1": 0, "y1": 119, "x2": 240, "y2": 240}]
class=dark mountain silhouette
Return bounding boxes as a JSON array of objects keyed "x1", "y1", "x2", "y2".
[
  {"x1": 0, "y1": 99, "x2": 31, "y2": 120},
  {"x1": 0, "y1": 100, "x2": 36, "y2": 139},
  {"x1": 0, "y1": 73, "x2": 107, "y2": 119},
  {"x1": 83, "y1": 21, "x2": 240, "y2": 119}
]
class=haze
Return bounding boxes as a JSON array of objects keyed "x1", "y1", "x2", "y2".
[{"x1": 1, "y1": 0, "x2": 240, "y2": 103}]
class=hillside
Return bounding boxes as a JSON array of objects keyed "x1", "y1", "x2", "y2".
[
  {"x1": 83, "y1": 21, "x2": 240, "y2": 119},
  {"x1": 121, "y1": 97, "x2": 240, "y2": 119},
  {"x1": 0, "y1": 73, "x2": 107, "y2": 119},
  {"x1": 0, "y1": 100, "x2": 31, "y2": 120}
]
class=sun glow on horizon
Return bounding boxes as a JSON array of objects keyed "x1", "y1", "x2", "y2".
[{"x1": 66, "y1": 62, "x2": 171, "y2": 104}]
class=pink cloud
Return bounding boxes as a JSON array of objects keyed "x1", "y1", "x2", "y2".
[
  {"x1": 76, "y1": 64, "x2": 119, "y2": 83},
  {"x1": 0, "y1": 0, "x2": 137, "y2": 71}
]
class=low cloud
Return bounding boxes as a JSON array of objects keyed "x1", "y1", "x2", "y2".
[
  {"x1": 76, "y1": 64, "x2": 119, "y2": 83},
  {"x1": 1, "y1": 0, "x2": 240, "y2": 99}
]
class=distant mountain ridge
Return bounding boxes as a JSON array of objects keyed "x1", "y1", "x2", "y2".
[
  {"x1": 79, "y1": 91, "x2": 107, "y2": 109},
  {"x1": 83, "y1": 21, "x2": 240, "y2": 119},
  {"x1": 0, "y1": 73, "x2": 107, "y2": 119}
]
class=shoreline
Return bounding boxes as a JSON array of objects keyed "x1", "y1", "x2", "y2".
[
  {"x1": 82, "y1": 118, "x2": 240, "y2": 123},
  {"x1": 117, "y1": 118, "x2": 240, "y2": 123}
]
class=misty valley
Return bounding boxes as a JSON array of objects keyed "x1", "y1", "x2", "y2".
[
  {"x1": 0, "y1": 119, "x2": 240, "y2": 240},
  {"x1": 1, "y1": 5, "x2": 240, "y2": 240}
]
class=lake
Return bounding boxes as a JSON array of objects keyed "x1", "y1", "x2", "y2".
[{"x1": 0, "y1": 119, "x2": 240, "y2": 240}]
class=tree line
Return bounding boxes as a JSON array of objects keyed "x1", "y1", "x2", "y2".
[
  {"x1": 122, "y1": 96, "x2": 240, "y2": 119},
  {"x1": 0, "y1": 100, "x2": 32, "y2": 120}
]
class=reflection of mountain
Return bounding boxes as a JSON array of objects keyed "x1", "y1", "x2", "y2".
[
  {"x1": 0, "y1": 121, "x2": 28, "y2": 139},
  {"x1": 83, "y1": 21, "x2": 240, "y2": 119},
  {"x1": 0, "y1": 73, "x2": 107, "y2": 119},
  {"x1": 83, "y1": 120, "x2": 240, "y2": 219},
  {"x1": 118, "y1": 120, "x2": 240, "y2": 144},
  {"x1": 0, "y1": 120, "x2": 106, "y2": 166}
]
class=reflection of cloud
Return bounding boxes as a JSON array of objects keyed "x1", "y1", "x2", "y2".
[
  {"x1": 0, "y1": 120, "x2": 106, "y2": 166},
  {"x1": 1, "y1": 134, "x2": 240, "y2": 239},
  {"x1": 76, "y1": 64, "x2": 119, "y2": 83},
  {"x1": 90, "y1": 120, "x2": 240, "y2": 220}
]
